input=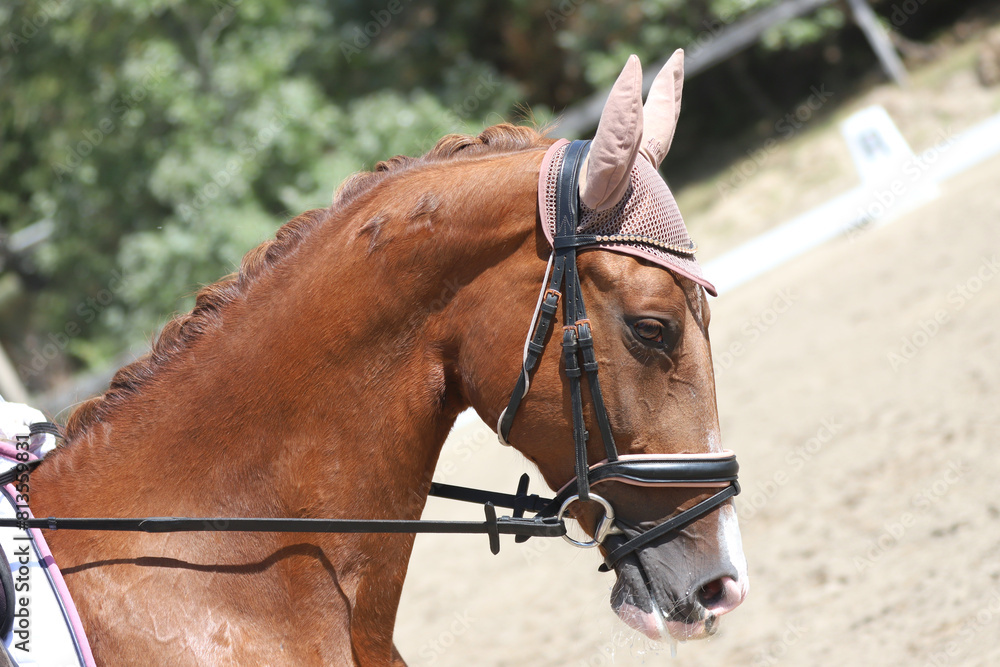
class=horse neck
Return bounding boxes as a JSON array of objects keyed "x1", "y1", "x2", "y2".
[{"x1": 35, "y1": 149, "x2": 544, "y2": 526}]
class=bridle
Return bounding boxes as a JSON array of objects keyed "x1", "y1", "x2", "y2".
[
  {"x1": 496, "y1": 140, "x2": 740, "y2": 570},
  {"x1": 0, "y1": 141, "x2": 739, "y2": 573}
]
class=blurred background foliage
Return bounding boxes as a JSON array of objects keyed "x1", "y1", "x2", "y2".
[{"x1": 0, "y1": 0, "x2": 993, "y2": 392}]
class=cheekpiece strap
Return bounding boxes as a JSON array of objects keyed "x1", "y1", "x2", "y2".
[{"x1": 554, "y1": 141, "x2": 591, "y2": 501}]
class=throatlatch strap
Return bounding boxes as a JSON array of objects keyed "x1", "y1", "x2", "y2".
[
  {"x1": 497, "y1": 143, "x2": 588, "y2": 443},
  {"x1": 497, "y1": 257, "x2": 566, "y2": 443}
]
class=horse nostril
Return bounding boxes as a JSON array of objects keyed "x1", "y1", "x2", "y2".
[
  {"x1": 697, "y1": 579, "x2": 725, "y2": 607},
  {"x1": 696, "y1": 576, "x2": 745, "y2": 616}
]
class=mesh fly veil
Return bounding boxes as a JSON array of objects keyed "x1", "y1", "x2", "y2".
[{"x1": 538, "y1": 138, "x2": 716, "y2": 296}]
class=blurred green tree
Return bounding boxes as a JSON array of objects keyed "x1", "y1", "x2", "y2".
[{"x1": 0, "y1": 0, "x2": 846, "y2": 389}]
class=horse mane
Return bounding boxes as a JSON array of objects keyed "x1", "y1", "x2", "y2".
[{"x1": 64, "y1": 123, "x2": 550, "y2": 441}]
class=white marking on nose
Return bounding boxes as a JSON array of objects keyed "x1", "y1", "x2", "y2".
[{"x1": 717, "y1": 503, "x2": 750, "y2": 598}]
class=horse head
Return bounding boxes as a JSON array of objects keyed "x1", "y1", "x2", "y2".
[{"x1": 457, "y1": 52, "x2": 748, "y2": 641}]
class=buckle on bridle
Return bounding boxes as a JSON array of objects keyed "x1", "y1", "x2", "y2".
[
  {"x1": 559, "y1": 319, "x2": 592, "y2": 336},
  {"x1": 556, "y1": 492, "x2": 621, "y2": 548}
]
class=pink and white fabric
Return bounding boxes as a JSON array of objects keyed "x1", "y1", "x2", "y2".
[
  {"x1": 0, "y1": 399, "x2": 95, "y2": 667},
  {"x1": 538, "y1": 138, "x2": 717, "y2": 296}
]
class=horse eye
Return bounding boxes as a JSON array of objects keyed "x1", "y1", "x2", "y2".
[{"x1": 633, "y1": 319, "x2": 664, "y2": 343}]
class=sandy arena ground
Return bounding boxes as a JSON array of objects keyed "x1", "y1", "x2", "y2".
[{"x1": 392, "y1": 142, "x2": 1000, "y2": 664}]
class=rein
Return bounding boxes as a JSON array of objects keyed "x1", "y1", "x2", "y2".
[
  {"x1": 0, "y1": 433, "x2": 563, "y2": 554},
  {"x1": 3, "y1": 475, "x2": 565, "y2": 556},
  {"x1": 0, "y1": 142, "x2": 739, "y2": 570}
]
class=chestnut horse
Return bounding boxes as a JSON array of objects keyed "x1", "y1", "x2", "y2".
[{"x1": 30, "y1": 53, "x2": 746, "y2": 665}]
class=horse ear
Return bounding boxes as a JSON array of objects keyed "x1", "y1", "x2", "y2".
[
  {"x1": 579, "y1": 55, "x2": 643, "y2": 211},
  {"x1": 639, "y1": 49, "x2": 684, "y2": 169}
]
